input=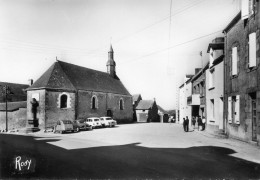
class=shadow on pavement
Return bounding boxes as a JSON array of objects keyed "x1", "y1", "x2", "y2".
[{"x1": 0, "y1": 134, "x2": 260, "y2": 179}]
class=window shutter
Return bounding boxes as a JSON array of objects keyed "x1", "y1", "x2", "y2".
[
  {"x1": 230, "y1": 54, "x2": 232, "y2": 77},
  {"x1": 232, "y1": 47, "x2": 238, "y2": 75},
  {"x1": 235, "y1": 95, "x2": 240, "y2": 124},
  {"x1": 237, "y1": 52, "x2": 240, "y2": 74},
  {"x1": 249, "y1": 0, "x2": 254, "y2": 16},
  {"x1": 249, "y1": 32, "x2": 257, "y2": 67},
  {"x1": 209, "y1": 72, "x2": 212, "y2": 88},
  {"x1": 228, "y1": 97, "x2": 232, "y2": 123},
  {"x1": 242, "y1": 0, "x2": 250, "y2": 20},
  {"x1": 209, "y1": 48, "x2": 214, "y2": 67}
]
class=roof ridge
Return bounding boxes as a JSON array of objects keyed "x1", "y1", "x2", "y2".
[{"x1": 57, "y1": 60, "x2": 109, "y2": 76}]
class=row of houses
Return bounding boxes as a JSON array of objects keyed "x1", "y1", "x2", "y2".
[{"x1": 178, "y1": 0, "x2": 260, "y2": 145}]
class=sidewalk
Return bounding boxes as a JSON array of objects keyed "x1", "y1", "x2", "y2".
[{"x1": 193, "y1": 126, "x2": 260, "y2": 164}]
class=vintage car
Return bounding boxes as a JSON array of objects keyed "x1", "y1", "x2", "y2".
[
  {"x1": 54, "y1": 120, "x2": 74, "y2": 134},
  {"x1": 72, "y1": 119, "x2": 93, "y2": 132},
  {"x1": 100, "y1": 117, "x2": 117, "y2": 127},
  {"x1": 86, "y1": 117, "x2": 102, "y2": 128}
]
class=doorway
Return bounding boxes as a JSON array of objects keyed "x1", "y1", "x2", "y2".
[{"x1": 107, "y1": 110, "x2": 113, "y2": 118}]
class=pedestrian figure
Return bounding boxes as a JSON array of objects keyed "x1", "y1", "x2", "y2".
[
  {"x1": 182, "y1": 118, "x2": 186, "y2": 131},
  {"x1": 197, "y1": 116, "x2": 202, "y2": 131},
  {"x1": 192, "y1": 116, "x2": 196, "y2": 130},
  {"x1": 202, "y1": 116, "x2": 206, "y2": 131},
  {"x1": 184, "y1": 116, "x2": 189, "y2": 132}
]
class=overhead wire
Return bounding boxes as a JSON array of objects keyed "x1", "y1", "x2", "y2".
[
  {"x1": 121, "y1": 30, "x2": 222, "y2": 65},
  {"x1": 0, "y1": 0, "x2": 206, "y2": 59}
]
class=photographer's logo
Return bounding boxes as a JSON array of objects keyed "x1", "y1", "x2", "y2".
[{"x1": 12, "y1": 156, "x2": 36, "y2": 174}]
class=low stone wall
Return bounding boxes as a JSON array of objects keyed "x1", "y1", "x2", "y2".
[{"x1": 0, "y1": 108, "x2": 27, "y2": 130}]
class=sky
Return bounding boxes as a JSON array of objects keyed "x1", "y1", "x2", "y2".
[{"x1": 0, "y1": 0, "x2": 240, "y2": 110}]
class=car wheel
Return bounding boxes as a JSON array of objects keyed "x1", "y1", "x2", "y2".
[
  {"x1": 89, "y1": 126, "x2": 93, "y2": 130},
  {"x1": 76, "y1": 127, "x2": 79, "y2": 132}
]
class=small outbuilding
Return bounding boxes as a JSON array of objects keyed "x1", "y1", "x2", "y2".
[{"x1": 135, "y1": 100, "x2": 158, "y2": 122}]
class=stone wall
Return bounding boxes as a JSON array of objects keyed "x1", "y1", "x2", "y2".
[
  {"x1": 45, "y1": 90, "x2": 76, "y2": 128},
  {"x1": 0, "y1": 108, "x2": 27, "y2": 130},
  {"x1": 77, "y1": 90, "x2": 133, "y2": 123},
  {"x1": 224, "y1": 8, "x2": 260, "y2": 144}
]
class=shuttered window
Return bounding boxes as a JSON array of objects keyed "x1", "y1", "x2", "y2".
[
  {"x1": 232, "y1": 47, "x2": 238, "y2": 75},
  {"x1": 249, "y1": 32, "x2": 257, "y2": 68},
  {"x1": 242, "y1": 0, "x2": 250, "y2": 19},
  {"x1": 235, "y1": 95, "x2": 240, "y2": 124},
  {"x1": 209, "y1": 48, "x2": 214, "y2": 67},
  {"x1": 228, "y1": 97, "x2": 232, "y2": 123},
  {"x1": 242, "y1": 0, "x2": 254, "y2": 20}
]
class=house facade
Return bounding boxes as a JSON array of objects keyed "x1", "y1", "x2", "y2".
[
  {"x1": 206, "y1": 37, "x2": 225, "y2": 133},
  {"x1": 223, "y1": 0, "x2": 260, "y2": 144},
  {"x1": 133, "y1": 94, "x2": 142, "y2": 121},
  {"x1": 179, "y1": 75, "x2": 193, "y2": 124},
  {"x1": 190, "y1": 68, "x2": 207, "y2": 119},
  {"x1": 26, "y1": 46, "x2": 133, "y2": 129},
  {"x1": 135, "y1": 100, "x2": 158, "y2": 122}
]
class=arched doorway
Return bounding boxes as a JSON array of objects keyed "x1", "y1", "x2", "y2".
[{"x1": 107, "y1": 110, "x2": 113, "y2": 117}]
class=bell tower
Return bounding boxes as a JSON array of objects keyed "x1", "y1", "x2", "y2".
[{"x1": 106, "y1": 45, "x2": 116, "y2": 78}]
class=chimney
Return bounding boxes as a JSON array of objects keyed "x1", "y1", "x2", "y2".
[{"x1": 28, "y1": 79, "x2": 33, "y2": 86}]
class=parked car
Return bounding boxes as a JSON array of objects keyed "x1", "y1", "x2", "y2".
[
  {"x1": 72, "y1": 119, "x2": 92, "y2": 132},
  {"x1": 54, "y1": 120, "x2": 74, "y2": 134},
  {"x1": 100, "y1": 117, "x2": 117, "y2": 127},
  {"x1": 85, "y1": 117, "x2": 102, "y2": 128}
]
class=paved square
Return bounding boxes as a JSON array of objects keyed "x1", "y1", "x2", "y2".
[{"x1": 1, "y1": 123, "x2": 260, "y2": 179}]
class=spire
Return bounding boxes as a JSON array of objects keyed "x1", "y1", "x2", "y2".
[
  {"x1": 107, "y1": 44, "x2": 116, "y2": 78},
  {"x1": 110, "y1": 44, "x2": 114, "y2": 53}
]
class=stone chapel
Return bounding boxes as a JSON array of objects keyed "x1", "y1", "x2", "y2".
[{"x1": 26, "y1": 45, "x2": 133, "y2": 129}]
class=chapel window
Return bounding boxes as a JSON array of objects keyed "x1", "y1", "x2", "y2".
[
  {"x1": 60, "y1": 94, "x2": 68, "y2": 108},
  {"x1": 119, "y1": 98, "x2": 124, "y2": 110},
  {"x1": 91, "y1": 96, "x2": 98, "y2": 109}
]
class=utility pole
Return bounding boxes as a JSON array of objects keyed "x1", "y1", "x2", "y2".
[{"x1": 2, "y1": 85, "x2": 12, "y2": 132}]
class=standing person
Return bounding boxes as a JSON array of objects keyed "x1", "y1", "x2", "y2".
[
  {"x1": 192, "y1": 116, "x2": 196, "y2": 130},
  {"x1": 182, "y1": 118, "x2": 186, "y2": 132},
  {"x1": 197, "y1": 116, "x2": 202, "y2": 131},
  {"x1": 185, "y1": 116, "x2": 189, "y2": 132},
  {"x1": 202, "y1": 116, "x2": 206, "y2": 131}
]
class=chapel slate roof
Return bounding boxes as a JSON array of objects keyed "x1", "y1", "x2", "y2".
[
  {"x1": 27, "y1": 60, "x2": 131, "y2": 96},
  {"x1": 0, "y1": 101, "x2": 27, "y2": 111},
  {"x1": 136, "y1": 100, "x2": 154, "y2": 110}
]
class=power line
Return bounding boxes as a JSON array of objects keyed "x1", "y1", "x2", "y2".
[
  {"x1": 121, "y1": 30, "x2": 222, "y2": 65},
  {"x1": 0, "y1": 0, "x2": 206, "y2": 60},
  {"x1": 113, "y1": 0, "x2": 206, "y2": 45}
]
